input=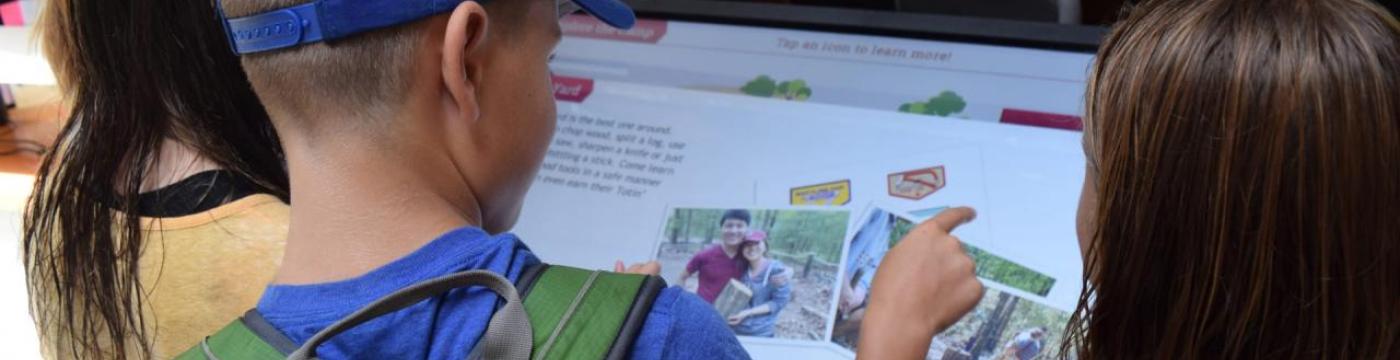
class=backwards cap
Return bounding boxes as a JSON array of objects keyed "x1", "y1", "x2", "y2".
[{"x1": 219, "y1": 0, "x2": 635, "y2": 55}]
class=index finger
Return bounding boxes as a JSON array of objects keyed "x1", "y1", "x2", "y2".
[{"x1": 925, "y1": 207, "x2": 977, "y2": 234}]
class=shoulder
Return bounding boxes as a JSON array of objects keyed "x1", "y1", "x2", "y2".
[
  {"x1": 215, "y1": 194, "x2": 291, "y2": 234},
  {"x1": 631, "y1": 287, "x2": 750, "y2": 360},
  {"x1": 766, "y1": 260, "x2": 790, "y2": 277},
  {"x1": 143, "y1": 194, "x2": 289, "y2": 232}
]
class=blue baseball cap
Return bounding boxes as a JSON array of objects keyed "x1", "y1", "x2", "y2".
[{"x1": 220, "y1": 0, "x2": 635, "y2": 55}]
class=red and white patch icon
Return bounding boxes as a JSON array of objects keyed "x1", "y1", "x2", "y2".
[{"x1": 887, "y1": 166, "x2": 946, "y2": 200}]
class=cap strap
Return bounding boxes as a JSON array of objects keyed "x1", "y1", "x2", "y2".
[{"x1": 225, "y1": 2, "x2": 324, "y2": 55}]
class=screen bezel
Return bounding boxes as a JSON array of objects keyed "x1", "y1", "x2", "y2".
[{"x1": 626, "y1": 0, "x2": 1106, "y2": 53}]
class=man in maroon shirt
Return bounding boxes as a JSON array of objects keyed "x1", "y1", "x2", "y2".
[{"x1": 679, "y1": 209, "x2": 751, "y2": 303}]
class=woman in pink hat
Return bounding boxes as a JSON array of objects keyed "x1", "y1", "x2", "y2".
[{"x1": 728, "y1": 230, "x2": 794, "y2": 337}]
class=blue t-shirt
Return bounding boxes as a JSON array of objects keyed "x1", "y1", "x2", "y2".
[{"x1": 257, "y1": 227, "x2": 750, "y2": 359}]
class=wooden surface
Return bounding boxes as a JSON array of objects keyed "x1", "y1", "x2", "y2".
[
  {"x1": 2, "y1": 104, "x2": 61, "y2": 174},
  {"x1": 1, "y1": 85, "x2": 62, "y2": 212}
]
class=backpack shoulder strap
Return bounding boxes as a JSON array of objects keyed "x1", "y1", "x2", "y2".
[
  {"x1": 185, "y1": 270, "x2": 534, "y2": 360},
  {"x1": 172, "y1": 311, "x2": 294, "y2": 360},
  {"x1": 242, "y1": 309, "x2": 301, "y2": 354},
  {"x1": 177, "y1": 263, "x2": 666, "y2": 360},
  {"x1": 521, "y1": 264, "x2": 666, "y2": 360}
]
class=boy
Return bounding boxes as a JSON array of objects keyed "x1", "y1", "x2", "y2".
[
  {"x1": 678, "y1": 209, "x2": 751, "y2": 303},
  {"x1": 213, "y1": 0, "x2": 749, "y2": 358}
]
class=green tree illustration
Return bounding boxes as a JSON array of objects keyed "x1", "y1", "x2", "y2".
[
  {"x1": 741, "y1": 75, "x2": 778, "y2": 97},
  {"x1": 925, "y1": 91, "x2": 967, "y2": 116},
  {"x1": 776, "y1": 80, "x2": 813, "y2": 101},
  {"x1": 899, "y1": 90, "x2": 968, "y2": 117},
  {"x1": 740, "y1": 75, "x2": 812, "y2": 101}
]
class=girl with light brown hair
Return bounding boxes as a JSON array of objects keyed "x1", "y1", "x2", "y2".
[{"x1": 860, "y1": 0, "x2": 1400, "y2": 358}]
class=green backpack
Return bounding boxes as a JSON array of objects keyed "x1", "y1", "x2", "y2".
[{"x1": 176, "y1": 264, "x2": 666, "y2": 360}]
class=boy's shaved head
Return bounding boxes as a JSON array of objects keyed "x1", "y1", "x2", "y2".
[
  {"x1": 223, "y1": 0, "x2": 570, "y2": 235},
  {"x1": 219, "y1": 0, "x2": 525, "y2": 136}
]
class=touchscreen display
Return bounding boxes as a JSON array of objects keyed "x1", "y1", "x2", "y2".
[{"x1": 521, "y1": 15, "x2": 1094, "y2": 359}]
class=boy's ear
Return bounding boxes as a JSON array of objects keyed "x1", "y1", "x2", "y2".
[{"x1": 442, "y1": 1, "x2": 490, "y2": 122}]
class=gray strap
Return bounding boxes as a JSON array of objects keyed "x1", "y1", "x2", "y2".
[
  {"x1": 533, "y1": 270, "x2": 601, "y2": 360},
  {"x1": 242, "y1": 310, "x2": 300, "y2": 354},
  {"x1": 201, "y1": 337, "x2": 220, "y2": 360},
  {"x1": 286, "y1": 270, "x2": 533, "y2": 360}
]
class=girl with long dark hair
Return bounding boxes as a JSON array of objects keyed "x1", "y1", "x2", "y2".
[{"x1": 26, "y1": 0, "x2": 291, "y2": 358}]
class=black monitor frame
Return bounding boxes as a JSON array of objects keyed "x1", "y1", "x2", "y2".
[{"x1": 626, "y1": 0, "x2": 1106, "y2": 53}]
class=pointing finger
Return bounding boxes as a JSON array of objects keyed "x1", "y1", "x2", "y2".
[{"x1": 925, "y1": 207, "x2": 977, "y2": 234}]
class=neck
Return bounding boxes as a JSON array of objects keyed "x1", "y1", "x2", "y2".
[
  {"x1": 272, "y1": 127, "x2": 483, "y2": 285},
  {"x1": 141, "y1": 138, "x2": 221, "y2": 193}
]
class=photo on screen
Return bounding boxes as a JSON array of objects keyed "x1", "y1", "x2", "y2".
[
  {"x1": 655, "y1": 207, "x2": 850, "y2": 341},
  {"x1": 931, "y1": 287, "x2": 1072, "y2": 360},
  {"x1": 831, "y1": 207, "x2": 1070, "y2": 358}
]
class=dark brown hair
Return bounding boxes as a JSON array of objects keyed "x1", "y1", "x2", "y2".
[
  {"x1": 1066, "y1": 0, "x2": 1400, "y2": 358},
  {"x1": 26, "y1": 0, "x2": 288, "y2": 358}
]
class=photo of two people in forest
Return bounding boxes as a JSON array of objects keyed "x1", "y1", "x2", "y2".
[{"x1": 657, "y1": 208, "x2": 849, "y2": 341}]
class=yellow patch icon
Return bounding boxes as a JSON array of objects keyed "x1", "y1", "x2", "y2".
[{"x1": 791, "y1": 180, "x2": 852, "y2": 206}]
